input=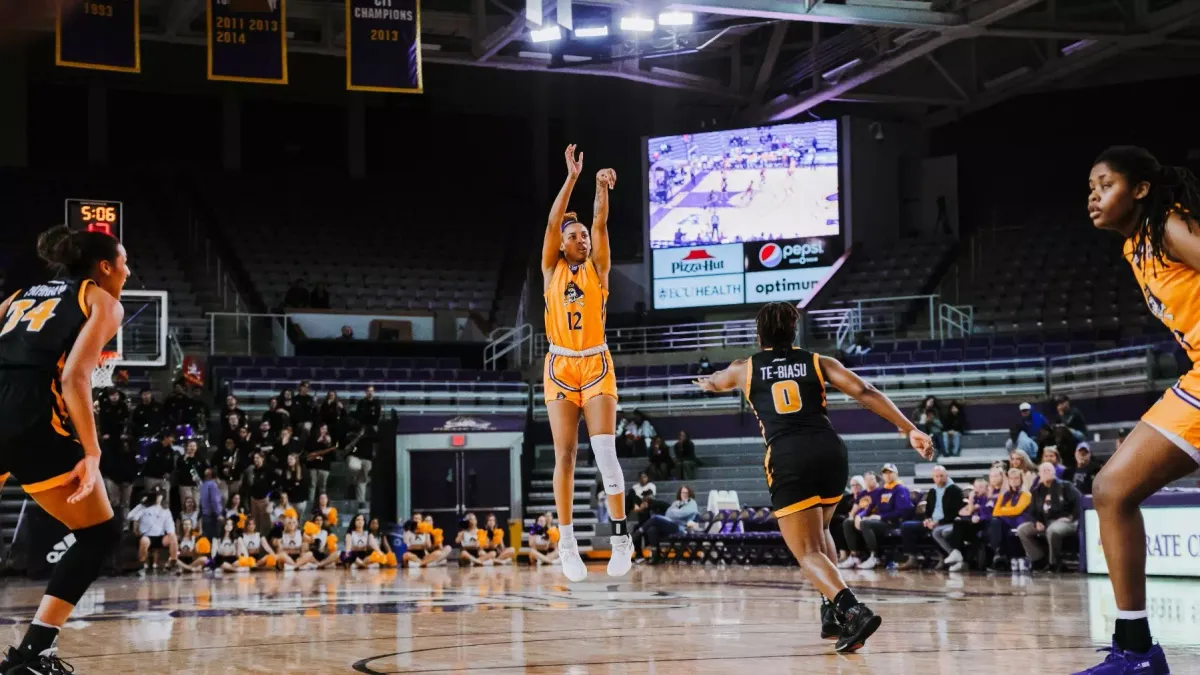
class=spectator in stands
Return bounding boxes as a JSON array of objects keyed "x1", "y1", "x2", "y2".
[
  {"x1": 627, "y1": 411, "x2": 656, "y2": 454},
  {"x1": 1007, "y1": 402, "x2": 1048, "y2": 456},
  {"x1": 284, "y1": 279, "x2": 310, "y2": 309},
  {"x1": 1064, "y1": 443, "x2": 1098, "y2": 495},
  {"x1": 98, "y1": 387, "x2": 128, "y2": 453},
  {"x1": 263, "y1": 397, "x2": 290, "y2": 433},
  {"x1": 130, "y1": 489, "x2": 178, "y2": 575},
  {"x1": 646, "y1": 436, "x2": 674, "y2": 480},
  {"x1": 143, "y1": 432, "x2": 178, "y2": 497},
  {"x1": 252, "y1": 419, "x2": 275, "y2": 450},
  {"x1": 307, "y1": 423, "x2": 337, "y2": 505},
  {"x1": 916, "y1": 408, "x2": 945, "y2": 458},
  {"x1": 838, "y1": 472, "x2": 880, "y2": 568},
  {"x1": 200, "y1": 468, "x2": 222, "y2": 539},
  {"x1": 456, "y1": 513, "x2": 494, "y2": 567},
  {"x1": 178, "y1": 495, "x2": 200, "y2": 536},
  {"x1": 1054, "y1": 395, "x2": 1089, "y2": 443},
  {"x1": 222, "y1": 395, "x2": 245, "y2": 424},
  {"x1": 912, "y1": 396, "x2": 942, "y2": 425},
  {"x1": 482, "y1": 513, "x2": 516, "y2": 565},
  {"x1": 101, "y1": 424, "x2": 137, "y2": 528},
  {"x1": 163, "y1": 381, "x2": 192, "y2": 428},
  {"x1": 243, "y1": 451, "x2": 276, "y2": 535},
  {"x1": 628, "y1": 471, "x2": 656, "y2": 513},
  {"x1": 351, "y1": 386, "x2": 382, "y2": 510},
  {"x1": 898, "y1": 466, "x2": 964, "y2": 570},
  {"x1": 989, "y1": 467, "x2": 1032, "y2": 570},
  {"x1": 339, "y1": 325, "x2": 355, "y2": 340},
  {"x1": 293, "y1": 381, "x2": 316, "y2": 431},
  {"x1": 281, "y1": 452, "x2": 308, "y2": 518},
  {"x1": 832, "y1": 476, "x2": 867, "y2": 562},
  {"x1": 220, "y1": 412, "x2": 245, "y2": 445},
  {"x1": 211, "y1": 437, "x2": 240, "y2": 503},
  {"x1": 1009, "y1": 449, "x2": 1037, "y2": 491},
  {"x1": 846, "y1": 465, "x2": 910, "y2": 570},
  {"x1": 175, "y1": 440, "x2": 206, "y2": 509},
  {"x1": 634, "y1": 486, "x2": 699, "y2": 565},
  {"x1": 948, "y1": 477, "x2": 997, "y2": 572},
  {"x1": 696, "y1": 355, "x2": 714, "y2": 375},
  {"x1": 320, "y1": 392, "x2": 347, "y2": 439},
  {"x1": 310, "y1": 282, "x2": 331, "y2": 309},
  {"x1": 1016, "y1": 462, "x2": 1081, "y2": 572},
  {"x1": 942, "y1": 401, "x2": 966, "y2": 458},
  {"x1": 616, "y1": 413, "x2": 639, "y2": 456},
  {"x1": 272, "y1": 426, "x2": 300, "y2": 472},
  {"x1": 673, "y1": 431, "x2": 698, "y2": 480},
  {"x1": 845, "y1": 332, "x2": 873, "y2": 357},
  {"x1": 528, "y1": 514, "x2": 559, "y2": 566},
  {"x1": 132, "y1": 389, "x2": 164, "y2": 438},
  {"x1": 1040, "y1": 446, "x2": 1066, "y2": 478}
]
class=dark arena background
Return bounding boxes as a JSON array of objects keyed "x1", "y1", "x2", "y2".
[{"x1": 1, "y1": 0, "x2": 1200, "y2": 672}]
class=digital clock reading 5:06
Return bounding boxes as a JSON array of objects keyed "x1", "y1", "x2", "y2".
[{"x1": 65, "y1": 198, "x2": 123, "y2": 241}]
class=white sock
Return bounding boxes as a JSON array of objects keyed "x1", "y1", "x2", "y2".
[
  {"x1": 559, "y1": 524, "x2": 575, "y2": 543},
  {"x1": 1117, "y1": 610, "x2": 1149, "y2": 620}
]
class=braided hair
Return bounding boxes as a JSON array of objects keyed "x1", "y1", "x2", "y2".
[
  {"x1": 1094, "y1": 146, "x2": 1200, "y2": 271},
  {"x1": 755, "y1": 301, "x2": 800, "y2": 353}
]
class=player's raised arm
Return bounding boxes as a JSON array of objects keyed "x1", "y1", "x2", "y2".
[
  {"x1": 542, "y1": 145, "x2": 583, "y2": 284},
  {"x1": 819, "y1": 355, "x2": 934, "y2": 460},
  {"x1": 61, "y1": 285, "x2": 124, "y2": 502},
  {"x1": 694, "y1": 359, "x2": 748, "y2": 393},
  {"x1": 592, "y1": 168, "x2": 616, "y2": 283}
]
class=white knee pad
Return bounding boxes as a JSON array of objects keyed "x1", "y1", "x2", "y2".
[{"x1": 591, "y1": 435, "x2": 625, "y2": 496}]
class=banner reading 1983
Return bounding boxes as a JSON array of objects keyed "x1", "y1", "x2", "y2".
[
  {"x1": 207, "y1": 0, "x2": 287, "y2": 84},
  {"x1": 346, "y1": 0, "x2": 422, "y2": 93},
  {"x1": 56, "y1": 0, "x2": 140, "y2": 72}
]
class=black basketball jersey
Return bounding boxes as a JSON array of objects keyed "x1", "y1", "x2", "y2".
[
  {"x1": 744, "y1": 347, "x2": 832, "y2": 445},
  {"x1": 0, "y1": 278, "x2": 93, "y2": 372}
]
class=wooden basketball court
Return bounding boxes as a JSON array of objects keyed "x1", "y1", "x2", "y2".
[{"x1": 2, "y1": 565, "x2": 1199, "y2": 673}]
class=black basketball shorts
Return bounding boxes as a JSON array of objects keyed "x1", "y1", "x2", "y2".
[
  {"x1": 765, "y1": 428, "x2": 849, "y2": 518},
  {"x1": 0, "y1": 372, "x2": 86, "y2": 494}
]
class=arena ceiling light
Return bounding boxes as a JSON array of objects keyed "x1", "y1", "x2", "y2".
[
  {"x1": 530, "y1": 25, "x2": 563, "y2": 43},
  {"x1": 620, "y1": 16, "x2": 656, "y2": 33},
  {"x1": 574, "y1": 25, "x2": 609, "y2": 38},
  {"x1": 658, "y1": 11, "x2": 694, "y2": 26}
]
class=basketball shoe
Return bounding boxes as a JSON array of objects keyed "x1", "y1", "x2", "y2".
[
  {"x1": 1072, "y1": 642, "x2": 1170, "y2": 675},
  {"x1": 835, "y1": 603, "x2": 882, "y2": 653},
  {"x1": 608, "y1": 535, "x2": 634, "y2": 577},
  {"x1": 559, "y1": 539, "x2": 588, "y2": 582},
  {"x1": 0, "y1": 646, "x2": 75, "y2": 675},
  {"x1": 820, "y1": 598, "x2": 840, "y2": 639}
]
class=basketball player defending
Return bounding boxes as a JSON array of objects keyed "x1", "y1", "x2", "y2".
[
  {"x1": 1077, "y1": 146, "x2": 1200, "y2": 675},
  {"x1": 695, "y1": 302, "x2": 933, "y2": 653},
  {"x1": 541, "y1": 144, "x2": 633, "y2": 581},
  {"x1": 0, "y1": 226, "x2": 128, "y2": 675}
]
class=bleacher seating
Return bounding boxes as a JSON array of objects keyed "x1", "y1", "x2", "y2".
[
  {"x1": 818, "y1": 237, "x2": 955, "y2": 307},
  {"x1": 192, "y1": 172, "x2": 504, "y2": 317}
]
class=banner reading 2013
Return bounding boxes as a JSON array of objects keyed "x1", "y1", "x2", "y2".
[
  {"x1": 208, "y1": 0, "x2": 288, "y2": 84},
  {"x1": 346, "y1": 0, "x2": 422, "y2": 93}
]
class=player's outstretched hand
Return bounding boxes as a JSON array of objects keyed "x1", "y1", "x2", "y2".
[
  {"x1": 908, "y1": 429, "x2": 935, "y2": 460},
  {"x1": 565, "y1": 144, "x2": 583, "y2": 179},
  {"x1": 66, "y1": 454, "x2": 101, "y2": 504},
  {"x1": 597, "y1": 168, "x2": 617, "y2": 190},
  {"x1": 693, "y1": 377, "x2": 717, "y2": 392}
]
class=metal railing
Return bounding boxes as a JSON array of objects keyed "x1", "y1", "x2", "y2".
[
  {"x1": 1047, "y1": 345, "x2": 1154, "y2": 397},
  {"x1": 531, "y1": 320, "x2": 760, "y2": 358},
  {"x1": 938, "y1": 304, "x2": 974, "y2": 340},
  {"x1": 805, "y1": 307, "x2": 858, "y2": 349},
  {"x1": 228, "y1": 379, "x2": 531, "y2": 415},
  {"x1": 830, "y1": 294, "x2": 939, "y2": 340},
  {"x1": 185, "y1": 212, "x2": 247, "y2": 314},
  {"x1": 209, "y1": 312, "x2": 293, "y2": 357},
  {"x1": 484, "y1": 324, "x2": 534, "y2": 370}
]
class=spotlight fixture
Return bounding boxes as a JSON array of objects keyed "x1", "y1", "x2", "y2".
[
  {"x1": 574, "y1": 25, "x2": 609, "y2": 38},
  {"x1": 530, "y1": 25, "x2": 562, "y2": 43},
  {"x1": 658, "y1": 11, "x2": 693, "y2": 26},
  {"x1": 620, "y1": 16, "x2": 655, "y2": 33}
]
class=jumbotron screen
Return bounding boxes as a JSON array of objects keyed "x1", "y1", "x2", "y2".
[{"x1": 645, "y1": 120, "x2": 843, "y2": 309}]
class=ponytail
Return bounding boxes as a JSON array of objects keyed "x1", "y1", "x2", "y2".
[{"x1": 36, "y1": 225, "x2": 120, "y2": 278}]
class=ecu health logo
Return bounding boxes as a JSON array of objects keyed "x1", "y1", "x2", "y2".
[{"x1": 563, "y1": 281, "x2": 584, "y2": 307}]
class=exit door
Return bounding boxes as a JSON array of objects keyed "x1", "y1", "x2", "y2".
[{"x1": 408, "y1": 449, "x2": 511, "y2": 542}]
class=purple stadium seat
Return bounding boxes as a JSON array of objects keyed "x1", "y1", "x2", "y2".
[
  {"x1": 888, "y1": 352, "x2": 911, "y2": 364},
  {"x1": 895, "y1": 340, "x2": 919, "y2": 352},
  {"x1": 646, "y1": 365, "x2": 669, "y2": 378},
  {"x1": 873, "y1": 341, "x2": 896, "y2": 353},
  {"x1": 667, "y1": 364, "x2": 690, "y2": 376},
  {"x1": 966, "y1": 337, "x2": 992, "y2": 349},
  {"x1": 413, "y1": 357, "x2": 438, "y2": 369},
  {"x1": 624, "y1": 365, "x2": 647, "y2": 379},
  {"x1": 213, "y1": 367, "x2": 234, "y2": 383},
  {"x1": 964, "y1": 347, "x2": 990, "y2": 361},
  {"x1": 393, "y1": 357, "x2": 415, "y2": 369},
  {"x1": 345, "y1": 357, "x2": 369, "y2": 368},
  {"x1": 917, "y1": 340, "x2": 940, "y2": 351},
  {"x1": 362, "y1": 368, "x2": 387, "y2": 380},
  {"x1": 912, "y1": 350, "x2": 937, "y2": 363},
  {"x1": 930, "y1": 363, "x2": 959, "y2": 374},
  {"x1": 433, "y1": 369, "x2": 456, "y2": 381},
  {"x1": 863, "y1": 353, "x2": 888, "y2": 366},
  {"x1": 313, "y1": 367, "x2": 339, "y2": 380},
  {"x1": 941, "y1": 338, "x2": 966, "y2": 350},
  {"x1": 229, "y1": 356, "x2": 254, "y2": 367},
  {"x1": 991, "y1": 345, "x2": 1016, "y2": 359},
  {"x1": 477, "y1": 370, "x2": 501, "y2": 381},
  {"x1": 939, "y1": 348, "x2": 963, "y2": 362},
  {"x1": 501, "y1": 371, "x2": 522, "y2": 382},
  {"x1": 263, "y1": 367, "x2": 289, "y2": 379},
  {"x1": 1015, "y1": 344, "x2": 1043, "y2": 357},
  {"x1": 1043, "y1": 343, "x2": 1068, "y2": 356},
  {"x1": 437, "y1": 358, "x2": 461, "y2": 369}
]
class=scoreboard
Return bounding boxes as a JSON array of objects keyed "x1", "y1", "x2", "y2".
[{"x1": 65, "y1": 199, "x2": 124, "y2": 242}]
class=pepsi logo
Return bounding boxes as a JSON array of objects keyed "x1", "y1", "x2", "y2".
[{"x1": 759, "y1": 243, "x2": 783, "y2": 268}]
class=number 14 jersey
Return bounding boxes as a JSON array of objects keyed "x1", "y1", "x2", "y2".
[{"x1": 744, "y1": 347, "x2": 832, "y2": 445}]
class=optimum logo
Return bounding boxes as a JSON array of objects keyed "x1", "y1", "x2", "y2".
[
  {"x1": 47, "y1": 533, "x2": 77, "y2": 564},
  {"x1": 670, "y1": 249, "x2": 725, "y2": 275},
  {"x1": 758, "y1": 241, "x2": 825, "y2": 268}
]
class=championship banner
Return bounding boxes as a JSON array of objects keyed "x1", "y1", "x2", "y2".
[
  {"x1": 56, "y1": 0, "x2": 140, "y2": 73},
  {"x1": 345, "y1": 0, "x2": 422, "y2": 93},
  {"x1": 207, "y1": 0, "x2": 288, "y2": 84}
]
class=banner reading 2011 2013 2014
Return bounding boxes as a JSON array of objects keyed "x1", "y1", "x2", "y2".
[
  {"x1": 207, "y1": 0, "x2": 288, "y2": 84},
  {"x1": 346, "y1": 0, "x2": 422, "y2": 93},
  {"x1": 57, "y1": 0, "x2": 141, "y2": 73}
]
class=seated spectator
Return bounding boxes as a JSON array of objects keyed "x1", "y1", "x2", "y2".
[
  {"x1": 842, "y1": 465, "x2": 911, "y2": 569},
  {"x1": 310, "y1": 282, "x2": 331, "y2": 309},
  {"x1": 209, "y1": 517, "x2": 244, "y2": 574},
  {"x1": 1054, "y1": 395, "x2": 1088, "y2": 443},
  {"x1": 313, "y1": 492, "x2": 340, "y2": 530},
  {"x1": 343, "y1": 514, "x2": 383, "y2": 569},
  {"x1": 274, "y1": 517, "x2": 312, "y2": 570},
  {"x1": 481, "y1": 513, "x2": 516, "y2": 565},
  {"x1": 239, "y1": 518, "x2": 277, "y2": 571},
  {"x1": 367, "y1": 517, "x2": 399, "y2": 568},
  {"x1": 1063, "y1": 443, "x2": 1098, "y2": 495},
  {"x1": 646, "y1": 436, "x2": 674, "y2": 480},
  {"x1": 339, "y1": 325, "x2": 354, "y2": 340},
  {"x1": 916, "y1": 409, "x2": 944, "y2": 457},
  {"x1": 947, "y1": 477, "x2": 997, "y2": 571},
  {"x1": 284, "y1": 279, "x2": 310, "y2": 309},
  {"x1": 1040, "y1": 446, "x2": 1066, "y2": 478},
  {"x1": 1017, "y1": 462, "x2": 1081, "y2": 572},
  {"x1": 130, "y1": 489, "x2": 178, "y2": 575},
  {"x1": 457, "y1": 513, "x2": 495, "y2": 567},
  {"x1": 627, "y1": 411, "x2": 655, "y2": 454},
  {"x1": 838, "y1": 472, "x2": 880, "y2": 567},
  {"x1": 942, "y1": 401, "x2": 966, "y2": 458},
  {"x1": 178, "y1": 495, "x2": 200, "y2": 537},
  {"x1": 832, "y1": 475, "x2": 867, "y2": 561},
  {"x1": 630, "y1": 492, "x2": 670, "y2": 544},
  {"x1": 633, "y1": 486, "x2": 699, "y2": 565},
  {"x1": 131, "y1": 389, "x2": 164, "y2": 439},
  {"x1": 303, "y1": 513, "x2": 340, "y2": 570},
  {"x1": 988, "y1": 468, "x2": 1032, "y2": 570},
  {"x1": 527, "y1": 514, "x2": 560, "y2": 566},
  {"x1": 175, "y1": 519, "x2": 210, "y2": 574},
  {"x1": 420, "y1": 515, "x2": 453, "y2": 563},
  {"x1": 628, "y1": 472, "x2": 656, "y2": 512},
  {"x1": 1006, "y1": 402, "x2": 1048, "y2": 457},
  {"x1": 673, "y1": 431, "x2": 699, "y2": 480},
  {"x1": 898, "y1": 466, "x2": 964, "y2": 570},
  {"x1": 912, "y1": 396, "x2": 942, "y2": 427},
  {"x1": 1009, "y1": 449, "x2": 1038, "y2": 491}
]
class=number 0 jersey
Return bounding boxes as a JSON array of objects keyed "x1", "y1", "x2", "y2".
[
  {"x1": 744, "y1": 347, "x2": 832, "y2": 445},
  {"x1": 544, "y1": 259, "x2": 607, "y2": 353}
]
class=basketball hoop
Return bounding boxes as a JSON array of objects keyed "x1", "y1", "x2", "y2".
[{"x1": 92, "y1": 351, "x2": 121, "y2": 389}]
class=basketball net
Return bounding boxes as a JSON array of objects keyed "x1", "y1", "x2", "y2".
[{"x1": 92, "y1": 351, "x2": 121, "y2": 389}]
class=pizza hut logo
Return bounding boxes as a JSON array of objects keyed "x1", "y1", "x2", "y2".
[{"x1": 670, "y1": 248, "x2": 725, "y2": 275}]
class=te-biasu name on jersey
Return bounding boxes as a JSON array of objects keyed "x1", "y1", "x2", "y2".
[
  {"x1": 760, "y1": 363, "x2": 806, "y2": 380},
  {"x1": 354, "y1": 3, "x2": 414, "y2": 20}
]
